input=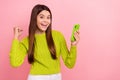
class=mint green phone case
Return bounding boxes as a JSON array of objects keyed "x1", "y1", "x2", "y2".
[{"x1": 71, "y1": 24, "x2": 80, "y2": 42}]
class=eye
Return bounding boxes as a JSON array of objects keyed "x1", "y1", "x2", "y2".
[
  {"x1": 40, "y1": 16, "x2": 44, "y2": 19},
  {"x1": 47, "y1": 16, "x2": 50, "y2": 19}
]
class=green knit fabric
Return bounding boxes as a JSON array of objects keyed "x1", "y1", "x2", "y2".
[{"x1": 9, "y1": 30, "x2": 77, "y2": 75}]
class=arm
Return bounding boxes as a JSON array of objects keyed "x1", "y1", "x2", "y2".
[
  {"x1": 9, "y1": 27, "x2": 28, "y2": 67},
  {"x1": 9, "y1": 38, "x2": 28, "y2": 67},
  {"x1": 59, "y1": 32, "x2": 77, "y2": 69}
]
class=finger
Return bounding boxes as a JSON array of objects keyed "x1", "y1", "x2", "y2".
[
  {"x1": 76, "y1": 30, "x2": 80, "y2": 34},
  {"x1": 18, "y1": 29, "x2": 23, "y2": 32},
  {"x1": 74, "y1": 33, "x2": 80, "y2": 41},
  {"x1": 14, "y1": 27, "x2": 19, "y2": 31},
  {"x1": 74, "y1": 31, "x2": 80, "y2": 36},
  {"x1": 14, "y1": 27, "x2": 23, "y2": 32}
]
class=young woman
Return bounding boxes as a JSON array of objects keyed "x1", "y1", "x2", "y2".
[{"x1": 10, "y1": 4, "x2": 80, "y2": 80}]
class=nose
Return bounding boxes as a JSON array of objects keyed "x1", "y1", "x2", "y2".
[
  {"x1": 42, "y1": 18, "x2": 48, "y2": 22},
  {"x1": 42, "y1": 21, "x2": 48, "y2": 24}
]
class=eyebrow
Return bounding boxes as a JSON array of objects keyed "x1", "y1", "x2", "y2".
[{"x1": 39, "y1": 14, "x2": 50, "y2": 17}]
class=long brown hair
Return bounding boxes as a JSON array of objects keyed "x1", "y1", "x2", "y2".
[{"x1": 28, "y1": 4, "x2": 57, "y2": 64}]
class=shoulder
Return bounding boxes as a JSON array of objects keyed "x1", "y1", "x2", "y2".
[
  {"x1": 52, "y1": 30, "x2": 65, "y2": 41},
  {"x1": 52, "y1": 30, "x2": 64, "y2": 37}
]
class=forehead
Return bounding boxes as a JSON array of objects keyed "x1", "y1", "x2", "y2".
[{"x1": 38, "y1": 10, "x2": 50, "y2": 16}]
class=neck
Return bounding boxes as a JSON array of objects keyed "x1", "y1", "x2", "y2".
[{"x1": 35, "y1": 29, "x2": 45, "y2": 34}]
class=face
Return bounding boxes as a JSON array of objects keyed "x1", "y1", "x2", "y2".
[{"x1": 37, "y1": 10, "x2": 51, "y2": 32}]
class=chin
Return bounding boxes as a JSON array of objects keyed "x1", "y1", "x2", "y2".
[
  {"x1": 41, "y1": 28, "x2": 47, "y2": 32},
  {"x1": 38, "y1": 27, "x2": 48, "y2": 32}
]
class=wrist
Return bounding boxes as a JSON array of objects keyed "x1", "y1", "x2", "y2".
[
  {"x1": 71, "y1": 43, "x2": 77, "y2": 47},
  {"x1": 14, "y1": 36, "x2": 18, "y2": 40}
]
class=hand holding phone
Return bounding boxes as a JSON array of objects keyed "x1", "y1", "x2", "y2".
[{"x1": 71, "y1": 24, "x2": 80, "y2": 42}]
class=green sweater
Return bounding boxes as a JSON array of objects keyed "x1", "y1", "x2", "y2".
[{"x1": 10, "y1": 30, "x2": 77, "y2": 75}]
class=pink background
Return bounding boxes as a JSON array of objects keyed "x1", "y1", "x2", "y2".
[{"x1": 0, "y1": 0, "x2": 120, "y2": 80}]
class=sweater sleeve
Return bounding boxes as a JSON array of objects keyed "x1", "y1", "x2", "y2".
[
  {"x1": 9, "y1": 37, "x2": 28, "y2": 67},
  {"x1": 59, "y1": 32, "x2": 77, "y2": 68}
]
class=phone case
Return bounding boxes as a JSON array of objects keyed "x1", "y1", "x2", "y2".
[{"x1": 71, "y1": 24, "x2": 80, "y2": 42}]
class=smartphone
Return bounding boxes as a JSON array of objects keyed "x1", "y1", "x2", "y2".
[{"x1": 71, "y1": 24, "x2": 80, "y2": 42}]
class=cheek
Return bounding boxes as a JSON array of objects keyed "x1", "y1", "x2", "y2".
[
  {"x1": 48, "y1": 19, "x2": 51, "y2": 24},
  {"x1": 37, "y1": 20, "x2": 41, "y2": 29},
  {"x1": 37, "y1": 18, "x2": 42, "y2": 25},
  {"x1": 37, "y1": 17, "x2": 41, "y2": 23}
]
